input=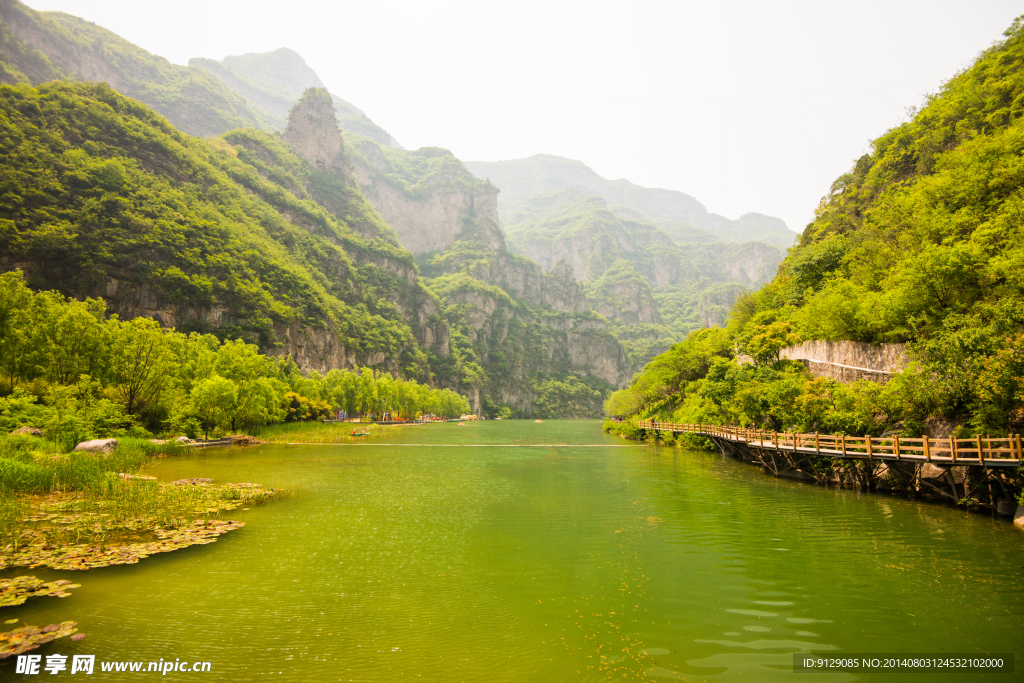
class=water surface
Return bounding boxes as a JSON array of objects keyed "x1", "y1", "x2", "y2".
[{"x1": 3, "y1": 421, "x2": 1022, "y2": 681}]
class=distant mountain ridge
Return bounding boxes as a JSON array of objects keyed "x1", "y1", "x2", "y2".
[
  {"x1": 0, "y1": 0, "x2": 277, "y2": 136},
  {"x1": 464, "y1": 154, "x2": 797, "y2": 250},
  {"x1": 189, "y1": 49, "x2": 400, "y2": 148},
  {"x1": 0, "y1": 0, "x2": 398, "y2": 146}
]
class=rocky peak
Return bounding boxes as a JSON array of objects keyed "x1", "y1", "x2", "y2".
[
  {"x1": 549, "y1": 259, "x2": 575, "y2": 281},
  {"x1": 282, "y1": 88, "x2": 345, "y2": 173}
]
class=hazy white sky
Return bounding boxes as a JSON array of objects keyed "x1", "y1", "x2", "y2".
[{"x1": 29, "y1": 0, "x2": 1023, "y2": 236}]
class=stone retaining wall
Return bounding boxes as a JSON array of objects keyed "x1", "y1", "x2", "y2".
[{"x1": 780, "y1": 340, "x2": 907, "y2": 384}]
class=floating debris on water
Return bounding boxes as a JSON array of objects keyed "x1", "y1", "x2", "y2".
[
  {"x1": 171, "y1": 478, "x2": 214, "y2": 486},
  {"x1": 0, "y1": 621, "x2": 78, "y2": 658},
  {"x1": 0, "y1": 576, "x2": 81, "y2": 607}
]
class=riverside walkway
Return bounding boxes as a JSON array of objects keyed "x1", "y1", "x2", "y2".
[{"x1": 645, "y1": 422, "x2": 1023, "y2": 468}]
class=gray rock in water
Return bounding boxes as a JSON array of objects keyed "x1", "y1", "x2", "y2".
[
  {"x1": 1015, "y1": 505, "x2": 1024, "y2": 527},
  {"x1": 174, "y1": 436, "x2": 192, "y2": 444},
  {"x1": 73, "y1": 439, "x2": 118, "y2": 454},
  {"x1": 996, "y1": 499, "x2": 1016, "y2": 516}
]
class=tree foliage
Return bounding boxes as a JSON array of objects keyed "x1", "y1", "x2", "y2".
[
  {"x1": 608, "y1": 18, "x2": 1024, "y2": 436},
  {"x1": 0, "y1": 272, "x2": 472, "y2": 446}
]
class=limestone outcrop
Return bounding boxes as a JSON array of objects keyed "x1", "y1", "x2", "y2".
[
  {"x1": 347, "y1": 138, "x2": 504, "y2": 256},
  {"x1": 281, "y1": 88, "x2": 347, "y2": 174}
]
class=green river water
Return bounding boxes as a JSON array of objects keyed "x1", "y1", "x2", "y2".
[{"x1": 2, "y1": 420, "x2": 1022, "y2": 681}]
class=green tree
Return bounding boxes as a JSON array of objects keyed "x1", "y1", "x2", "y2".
[
  {"x1": 190, "y1": 375, "x2": 238, "y2": 438},
  {"x1": 106, "y1": 317, "x2": 172, "y2": 416}
]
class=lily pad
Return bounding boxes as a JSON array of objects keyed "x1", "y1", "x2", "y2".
[
  {"x1": 0, "y1": 520, "x2": 246, "y2": 571},
  {"x1": 0, "y1": 576, "x2": 81, "y2": 607},
  {"x1": 0, "y1": 621, "x2": 78, "y2": 658}
]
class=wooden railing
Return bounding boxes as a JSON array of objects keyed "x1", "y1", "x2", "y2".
[{"x1": 644, "y1": 422, "x2": 1023, "y2": 467}]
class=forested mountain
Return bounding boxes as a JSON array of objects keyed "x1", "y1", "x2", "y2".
[
  {"x1": 0, "y1": 82, "x2": 438, "y2": 373},
  {"x1": 341, "y1": 133, "x2": 630, "y2": 415},
  {"x1": 0, "y1": 0, "x2": 636, "y2": 417},
  {"x1": 461, "y1": 156, "x2": 793, "y2": 370},
  {"x1": 465, "y1": 154, "x2": 798, "y2": 250},
  {"x1": 0, "y1": 0, "x2": 276, "y2": 136},
  {"x1": 607, "y1": 17, "x2": 1024, "y2": 439},
  {"x1": 0, "y1": 0, "x2": 398, "y2": 146},
  {"x1": 0, "y1": 79, "x2": 629, "y2": 417},
  {"x1": 0, "y1": 0, "x2": 802, "y2": 418},
  {"x1": 498, "y1": 188, "x2": 782, "y2": 369}
]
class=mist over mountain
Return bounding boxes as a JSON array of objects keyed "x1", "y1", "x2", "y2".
[
  {"x1": 465, "y1": 154, "x2": 798, "y2": 250},
  {"x1": 0, "y1": 0, "x2": 276, "y2": 136},
  {"x1": 189, "y1": 48, "x2": 401, "y2": 148}
]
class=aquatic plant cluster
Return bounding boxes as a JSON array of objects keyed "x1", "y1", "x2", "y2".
[
  {"x1": 0, "y1": 431, "x2": 278, "y2": 565},
  {"x1": 0, "y1": 576, "x2": 80, "y2": 608},
  {"x1": 0, "y1": 272, "x2": 472, "y2": 446},
  {"x1": 0, "y1": 621, "x2": 80, "y2": 659},
  {"x1": 0, "y1": 431, "x2": 282, "y2": 657}
]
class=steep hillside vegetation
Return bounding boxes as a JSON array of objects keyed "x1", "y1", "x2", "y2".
[
  {"x1": 0, "y1": 81, "x2": 439, "y2": 377},
  {"x1": 465, "y1": 154, "x2": 797, "y2": 250},
  {"x1": 0, "y1": 78, "x2": 627, "y2": 417},
  {"x1": 0, "y1": 0, "x2": 275, "y2": 136},
  {"x1": 608, "y1": 17, "x2": 1024, "y2": 439}
]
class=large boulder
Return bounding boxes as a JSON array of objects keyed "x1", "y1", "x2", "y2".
[
  {"x1": 73, "y1": 439, "x2": 118, "y2": 454},
  {"x1": 9, "y1": 426, "x2": 43, "y2": 437}
]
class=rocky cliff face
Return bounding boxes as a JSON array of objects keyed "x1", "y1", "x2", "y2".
[
  {"x1": 347, "y1": 137, "x2": 503, "y2": 255},
  {"x1": 99, "y1": 275, "x2": 355, "y2": 370},
  {"x1": 698, "y1": 241, "x2": 782, "y2": 286},
  {"x1": 440, "y1": 286, "x2": 630, "y2": 412},
  {"x1": 340, "y1": 138, "x2": 631, "y2": 410},
  {"x1": 506, "y1": 193, "x2": 691, "y2": 287},
  {"x1": 583, "y1": 260, "x2": 662, "y2": 326},
  {"x1": 282, "y1": 88, "x2": 347, "y2": 174},
  {"x1": 698, "y1": 284, "x2": 746, "y2": 328}
]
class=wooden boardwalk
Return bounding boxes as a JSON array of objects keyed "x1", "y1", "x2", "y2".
[{"x1": 646, "y1": 422, "x2": 1023, "y2": 468}]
